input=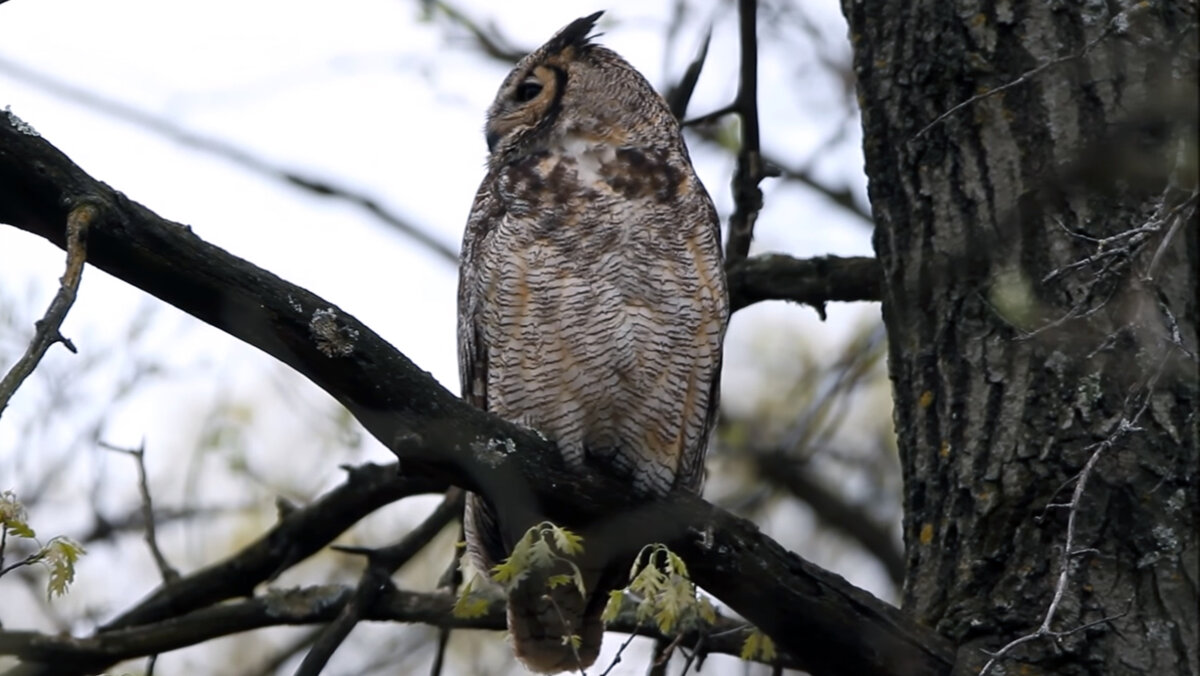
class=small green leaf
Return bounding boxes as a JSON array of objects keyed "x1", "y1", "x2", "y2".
[
  {"x1": 551, "y1": 526, "x2": 584, "y2": 556},
  {"x1": 0, "y1": 491, "x2": 35, "y2": 539},
  {"x1": 44, "y1": 537, "x2": 86, "y2": 599},
  {"x1": 601, "y1": 590, "x2": 625, "y2": 624},
  {"x1": 452, "y1": 578, "x2": 490, "y2": 619},
  {"x1": 7, "y1": 521, "x2": 35, "y2": 539},
  {"x1": 527, "y1": 538, "x2": 556, "y2": 569},
  {"x1": 490, "y1": 557, "x2": 525, "y2": 588},
  {"x1": 666, "y1": 550, "x2": 689, "y2": 577},
  {"x1": 546, "y1": 574, "x2": 574, "y2": 589},
  {"x1": 740, "y1": 629, "x2": 776, "y2": 662}
]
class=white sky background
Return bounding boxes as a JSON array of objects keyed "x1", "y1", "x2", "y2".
[{"x1": 0, "y1": 1, "x2": 887, "y2": 674}]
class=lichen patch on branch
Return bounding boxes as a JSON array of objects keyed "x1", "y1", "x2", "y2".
[{"x1": 309, "y1": 307, "x2": 359, "y2": 357}]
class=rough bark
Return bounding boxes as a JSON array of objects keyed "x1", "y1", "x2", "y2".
[{"x1": 843, "y1": 1, "x2": 1198, "y2": 675}]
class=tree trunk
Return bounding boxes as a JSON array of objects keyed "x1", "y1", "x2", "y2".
[{"x1": 843, "y1": 2, "x2": 1198, "y2": 675}]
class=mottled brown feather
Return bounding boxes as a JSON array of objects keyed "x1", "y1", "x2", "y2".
[{"x1": 458, "y1": 12, "x2": 728, "y2": 673}]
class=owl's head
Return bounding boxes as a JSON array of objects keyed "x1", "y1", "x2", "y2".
[{"x1": 483, "y1": 11, "x2": 677, "y2": 163}]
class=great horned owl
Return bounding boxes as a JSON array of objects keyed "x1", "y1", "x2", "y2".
[{"x1": 457, "y1": 12, "x2": 728, "y2": 673}]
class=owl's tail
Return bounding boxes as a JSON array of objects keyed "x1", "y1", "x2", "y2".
[{"x1": 507, "y1": 567, "x2": 605, "y2": 674}]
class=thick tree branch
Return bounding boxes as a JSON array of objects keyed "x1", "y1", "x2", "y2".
[
  {"x1": 101, "y1": 463, "x2": 447, "y2": 632},
  {"x1": 0, "y1": 585, "x2": 798, "y2": 674},
  {"x1": 0, "y1": 111, "x2": 945, "y2": 676},
  {"x1": 727, "y1": 253, "x2": 881, "y2": 315}
]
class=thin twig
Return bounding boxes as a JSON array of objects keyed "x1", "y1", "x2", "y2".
[
  {"x1": 645, "y1": 636, "x2": 671, "y2": 676},
  {"x1": 542, "y1": 591, "x2": 589, "y2": 676},
  {"x1": 1143, "y1": 190, "x2": 1198, "y2": 282},
  {"x1": 431, "y1": 0, "x2": 526, "y2": 63},
  {"x1": 428, "y1": 625, "x2": 451, "y2": 676},
  {"x1": 0, "y1": 204, "x2": 90, "y2": 418},
  {"x1": 666, "y1": 24, "x2": 714, "y2": 120},
  {"x1": 724, "y1": 0, "x2": 765, "y2": 265},
  {"x1": 597, "y1": 627, "x2": 640, "y2": 676},
  {"x1": 295, "y1": 491, "x2": 461, "y2": 676},
  {"x1": 681, "y1": 104, "x2": 737, "y2": 129},
  {"x1": 978, "y1": 359, "x2": 1168, "y2": 675},
  {"x1": 100, "y1": 440, "x2": 179, "y2": 584}
]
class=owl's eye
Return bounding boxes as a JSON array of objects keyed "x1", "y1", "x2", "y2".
[{"x1": 514, "y1": 78, "x2": 544, "y2": 103}]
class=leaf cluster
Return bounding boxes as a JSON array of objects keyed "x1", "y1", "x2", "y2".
[{"x1": 0, "y1": 489, "x2": 86, "y2": 599}]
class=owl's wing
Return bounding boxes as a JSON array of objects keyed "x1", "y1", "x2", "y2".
[
  {"x1": 673, "y1": 198, "x2": 729, "y2": 495},
  {"x1": 458, "y1": 180, "x2": 508, "y2": 572},
  {"x1": 675, "y1": 356, "x2": 723, "y2": 494},
  {"x1": 457, "y1": 183, "x2": 493, "y2": 414}
]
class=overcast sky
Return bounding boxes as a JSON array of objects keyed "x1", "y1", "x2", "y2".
[{"x1": 1, "y1": 1, "x2": 884, "y2": 673}]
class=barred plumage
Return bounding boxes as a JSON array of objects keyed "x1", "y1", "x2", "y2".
[{"x1": 457, "y1": 12, "x2": 728, "y2": 672}]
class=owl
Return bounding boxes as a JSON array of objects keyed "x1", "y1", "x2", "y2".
[{"x1": 457, "y1": 12, "x2": 728, "y2": 673}]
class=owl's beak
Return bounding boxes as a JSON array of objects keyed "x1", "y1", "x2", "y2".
[{"x1": 486, "y1": 130, "x2": 500, "y2": 153}]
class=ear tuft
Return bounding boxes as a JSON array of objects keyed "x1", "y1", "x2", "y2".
[{"x1": 544, "y1": 11, "x2": 605, "y2": 55}]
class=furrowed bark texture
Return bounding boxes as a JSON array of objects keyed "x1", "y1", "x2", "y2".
[{"x1": 843, "y1": 2, "x2": 1198, "y2": 675}]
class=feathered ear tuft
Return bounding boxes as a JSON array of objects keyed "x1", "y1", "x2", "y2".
[{"x1": 543, "y1": 11, "x2": 604, "y2": 55}]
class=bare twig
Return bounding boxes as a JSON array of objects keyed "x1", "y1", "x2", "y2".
[
  {"x1": 666, "y1": 25, "x2": 713, "y2": 121},
  {"x1": 645, "y1": 635, "x2": 677, "y2": 676},
  {"x1": 100, "y1": 440, "x2": 179, "y2": 584},
  {"x1": 236, "y1": 628, "x2": 322, "y2": 676},
  {"x1": 597, "y1": 628, "x2": 641, "y2": 676},
  {"x1": 978, "y1": 359, "x2": 1169, "y2": 675},
  {"x1": 430, "y1": 0, "x2": 526, "y2": 63},
  {"x1": 688, "y1": 126, "x2": 874, "y2": 226},
  {"x1": 1143, "y1": 190, "x2": 1198, "y2": 282},
  {"x1": 542, "y1": 592, "x2": 588, "y2": 675},
  {"x1": 100, "y1": 464, "x2": 447, "y2": 633},
  {"x1": 758, "y1": 454, "x2": 903, "y2": 585},
  {"x1": 724, "y1": 0, "x2": 765, "y2": 265},
  {"x1": 0, "y1": 203, "x2": 90, "y2": 418},
  {"x1": 428, "y1": 625, "x2": 451, "y2": 676},
  {"x1": 0, "y1": 57, "x2": 458, "y2": 265},
  {"x1": 772, "y1": 153, "x2": 872, "y2": 224},
  {"x1": 297, "y1": 490, "x2": 461, "y2": 676}
]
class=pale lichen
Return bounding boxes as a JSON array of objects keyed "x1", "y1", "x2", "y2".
[
  {"x1": 3, "y1": 106, "x2": 40, "y2": 137},
  {"x1": 262, "y1": 584, "x2": 349, "y2": 619},
  {"x1": 309, "y1": 308, "x2": 358, "y2": 357}
]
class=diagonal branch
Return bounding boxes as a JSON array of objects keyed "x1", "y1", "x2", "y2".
[
  {"x1": 0, "y1": 110, "x2": 946, "y2": 676},
  {"x1": 0, "y1": 202, "x2": 89, "y2": 417},
  {"x1": 101, "y1": 463, "x2": 446, "y2": 633},
  {"x1": 757, "y1": 452, "x2": 904, "y2": 585},
  {"x1": 296, "y1": 490, "x2": 462, "y2": 676},
  {"x1": 0, "y1": 585, "x2": 800, "y2": 674}
]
